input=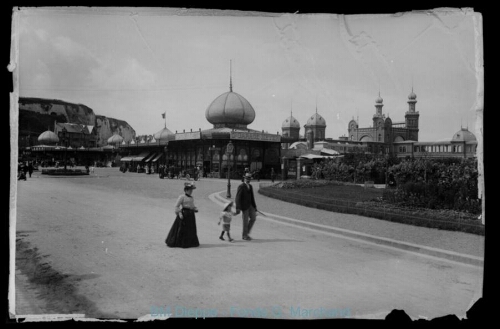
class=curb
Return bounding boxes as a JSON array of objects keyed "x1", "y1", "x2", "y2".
[{"x1": 211, "y1": 192, "x2": 483, "y2": 267}]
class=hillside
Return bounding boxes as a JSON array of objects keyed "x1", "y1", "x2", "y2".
[{"x1": 18, "y1": 97, "x2": 136, "y2": 145}]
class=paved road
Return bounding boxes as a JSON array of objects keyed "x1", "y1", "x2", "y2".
[{"x1": 12, "y1": 168, "x2": 483, "y2": 320}]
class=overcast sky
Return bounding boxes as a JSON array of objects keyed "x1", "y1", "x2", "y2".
[{"x1": 15, "y1": 7, "x2": 482, "y2": 142}]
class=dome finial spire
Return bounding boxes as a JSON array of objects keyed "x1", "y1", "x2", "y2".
[{"x1": 229, "y1": 59, "x2": 233, "y2": 92}]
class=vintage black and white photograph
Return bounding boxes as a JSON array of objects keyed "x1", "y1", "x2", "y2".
[{"x1": 10, "y1": 6, "x2": 484, "y2": 322}]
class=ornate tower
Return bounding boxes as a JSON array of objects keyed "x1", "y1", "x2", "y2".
[
  {"x1": 282, "y1": 109, "x2": 301, "y2": 140},
  {"x1": 372, "y1": 92, "x2": 386, "y2": 142},
  {"x1": 405, "y1": 88, "x2": 420, "y2": 140},
  {"x1": 304, "y1": 105, "x2": 326, "y2": 141}
]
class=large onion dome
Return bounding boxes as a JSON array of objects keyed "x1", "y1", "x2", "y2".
[{"x1": 205, "y1": 91, "x2": 256, "y2": 127}]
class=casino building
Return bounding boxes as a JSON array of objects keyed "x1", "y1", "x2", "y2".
[
  {"x1": 280, "y1": 89, "x2": 477, "y2": 164},
  {"x1": 118, "y1": 77, "x2": 282, "y2": 179}
]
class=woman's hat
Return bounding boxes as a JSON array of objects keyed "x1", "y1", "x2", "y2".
[
  {"x1": 244, "y1": 173, "x2": 253, "y2": 179},
  {"x1": 184, "y1": 181, "x2": 196, "y2": 189}
]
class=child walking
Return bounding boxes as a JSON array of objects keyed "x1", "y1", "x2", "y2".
[{"x1": 219, "y1": 201, "x2": 237, "y2": 242}]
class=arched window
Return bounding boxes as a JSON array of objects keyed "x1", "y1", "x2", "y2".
[
  {"x1": 351, "y1": 135, "x2": 354, "y2": 140},
  {"x1": 378, "y1": 134, "x2": 381, "y2": 141}
]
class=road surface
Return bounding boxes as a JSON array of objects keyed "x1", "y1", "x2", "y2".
[{"x1": 11, "y1": 167, "x2": 483, "y2": 320}]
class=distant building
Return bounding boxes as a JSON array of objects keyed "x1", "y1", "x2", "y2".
[
  {"x1": 54, "y1": 122, "x2": 98, "y2": 148},
  {"x1": 281, "y1": 89, "x2": 477, "y2": 160},
  {"x1": 348, "y1": 90, "x2": 419, "y2": 144}
]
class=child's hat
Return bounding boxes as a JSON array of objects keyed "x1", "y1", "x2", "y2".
[{"x1": 223, "y1": 201, "x2": 233, "y2": 210}]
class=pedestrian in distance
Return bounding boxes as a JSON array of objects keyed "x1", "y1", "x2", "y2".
[
  {"x1": 218, "y1": 201, "x2": 237, "y2": 242},
  {"x1": 28, "y1": 162, "x2": 34, "y2": 178},
  {"x1": 270, "y1": 168, "x2": 276, "y2": 183},
  {"x1": 23, "y1": 162, "x2": 29, "y2": 177},
  {"x1": 18, "y1": 163, "x2": 27, "y2": 181},
  {"x1": 235, "y1": 173, "x2": 258, "y2": 241},
  {"x1": 165, "y1": 181, "x2": 200, "y2": 248}
]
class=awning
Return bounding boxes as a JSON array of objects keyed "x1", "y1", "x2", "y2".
[
  {"x1": 299, "y1": 154, "x2": 336, "y2": 160},
  {"x1": 143, "y1": 153, "x2": 157, "y2": 163},
  {"x1": 132, "y1": 152, "x2": 151, "y2": 162},
  {"x1": 120, "y1": 157, "x2": 133, "y2": 162},
  {"x1": 151, "y1": 153, "x2": 164, "y2": 162},
  {"x1": 320, "y1": 148, "x2": 340, "y2": 155}
]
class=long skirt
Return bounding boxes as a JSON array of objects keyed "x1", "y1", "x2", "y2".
[{"x1": 165, "y1": 209, "x2": 200, "y2": 248}]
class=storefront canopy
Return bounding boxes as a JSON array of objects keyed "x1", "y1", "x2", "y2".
[
  {"x1": 132, "y1": 152, "x2": 151, "y2": 162},
  {"x1": 143, "y1": 153, "x2": 157, "y2": 163},
  {"x1": 151, "y1": 153, "x2": 164, "y2": 162}
]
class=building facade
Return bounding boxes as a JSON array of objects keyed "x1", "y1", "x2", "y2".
[{"x1": 118, "y1": 81, "x2": 282, "y2": 179}]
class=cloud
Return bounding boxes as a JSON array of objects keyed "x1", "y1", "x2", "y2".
[
  {"x1": 20, "y1": 27, "x2": 157, "y2": 93},
  {"x1": 89, "y1": 56, "x2": 157, "y2": 91}
]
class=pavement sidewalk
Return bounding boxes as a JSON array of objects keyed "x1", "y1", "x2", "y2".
[{"x1": 212, "y1": 183, "x2": 484, "y2": 267}]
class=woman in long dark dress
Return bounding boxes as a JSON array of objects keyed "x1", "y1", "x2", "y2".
[{"x1": 165, "y1": 181, "x2": 200, "y2": 248}]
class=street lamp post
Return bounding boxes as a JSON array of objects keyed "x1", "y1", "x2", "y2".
[
  {"x1": 226, "y1": 141, "x2": 234, "y2": 198},
  {"x1": 281, "y1": 156, "x2": 287, "y2": 182},
  {"x1": 163, "y1": 143, "x2": 168, "y2": 178}
]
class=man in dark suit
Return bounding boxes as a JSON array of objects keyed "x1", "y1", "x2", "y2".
[{"x1": 235, "y1": 173, "x2": 258, "y2": 240}]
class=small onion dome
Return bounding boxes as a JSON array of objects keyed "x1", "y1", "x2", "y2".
[
  {"x1": 408, "y1": 91, "x2": 417, "y2": 100},
  {"x1": 205, "y1": 91, "x2": 256, "y2": 125},
  {"x1": 282, "y1": 115, "x2": 300, "y2": 129},
  {"x1": 154, "y1": 127, "x2": 175, "y2": 142},
  {"x1": 375, "y1": 96, "x2": 383, "y2": 104},
  {"x1": 306, "y1": 113, "x2": 326, "y2": 127},
  {"x1": 38, "y1": 130, "x2": 59, "y2": 144},
  {"x1": 107, "y1": 134, "x2": 123, "y2": 144},
  {"x1": 452, "y1": 127, "x2": 477, "y2": 142}
]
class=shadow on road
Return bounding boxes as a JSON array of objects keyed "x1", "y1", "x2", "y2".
[
  {"x1": 233, "y1": 238, "x2": 303, "y2": 244},
  {"x1": 196, "y1": 243, "x2": 246, "y2": 248}
]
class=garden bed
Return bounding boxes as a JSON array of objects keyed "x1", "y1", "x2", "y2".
[{"x1": 260, "y1": 180, "x2": 483, "y2": 235}]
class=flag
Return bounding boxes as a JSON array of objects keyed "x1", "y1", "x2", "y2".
[{"x1": 161, "y1": 112, "x2": 166, "y2": 119}]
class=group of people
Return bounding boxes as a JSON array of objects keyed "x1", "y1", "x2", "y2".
[
  {"x1": 18, "y1": 161, "x2": 34, "y2": 181},
  {"x1": 165, "y1": 172, "x2": 258, "y2": 248}
]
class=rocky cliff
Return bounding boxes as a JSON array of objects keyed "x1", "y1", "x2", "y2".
[{"x1": 18, "y1": 97, "x2": 136, "y2": 146}]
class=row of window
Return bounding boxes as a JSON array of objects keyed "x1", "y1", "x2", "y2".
[{"x1": 397, "y1": 145, "x2": 476, "y2": 153}]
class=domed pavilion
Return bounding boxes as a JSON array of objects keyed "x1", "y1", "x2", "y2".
[{"x1": 118, "y1": 67, "x2": 282, "y2": 178}]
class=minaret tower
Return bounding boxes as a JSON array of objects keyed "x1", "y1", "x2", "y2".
[
  {"x1": 405, "y1": 87, "x2": 420, "y2": 140},
  {"x1": 374, "y1": 91, "x2": 384, "y2": 118},
  {"x1": 281, "y1": 101, "x2": 301, "y2": 141}
]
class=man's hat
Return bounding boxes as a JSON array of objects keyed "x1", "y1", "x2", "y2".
[
  {"x1": 244, "y1": 173, "x2": 253, "y2": 179},
  {"x1": 184, "y1": 181, "x2": 196, "y2": 189}
]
